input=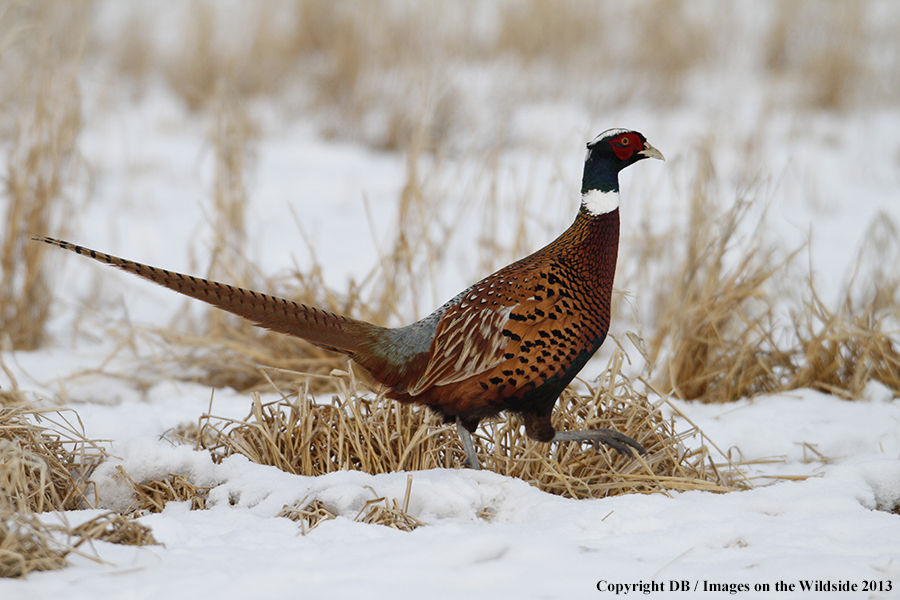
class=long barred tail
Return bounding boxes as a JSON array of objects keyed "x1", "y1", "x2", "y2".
[{"x1": 32, "y1": 236, "x2": 378, "y2": 355}]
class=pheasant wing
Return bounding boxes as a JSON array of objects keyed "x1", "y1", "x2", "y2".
[
  {"x1": 406, "y1": 300, "x2": 516, "y2": 395},
  {"x1": 407, "y1": 265, "x2": 604, "y2": 397}
]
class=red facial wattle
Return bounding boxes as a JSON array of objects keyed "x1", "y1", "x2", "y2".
[{"x1": 609, "y1": 133, "x2": 642, "y2": 160}]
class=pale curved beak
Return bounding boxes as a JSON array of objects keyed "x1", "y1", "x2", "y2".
[{"x1": 639, "y1": 143, "x2": 664, "y2": 161}]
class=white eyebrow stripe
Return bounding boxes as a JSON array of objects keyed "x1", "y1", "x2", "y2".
[{"x1": 589, "y1": 128, "x2": 631, "y2": 145}]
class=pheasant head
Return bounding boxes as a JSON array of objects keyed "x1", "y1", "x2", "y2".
[{"x1": 580, "y1": 129, "x2": 664, "y2": 216}]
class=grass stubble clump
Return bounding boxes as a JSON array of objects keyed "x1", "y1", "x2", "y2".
[{"x1": 0, "y1": 401, "x2": 157, "y2": 578}]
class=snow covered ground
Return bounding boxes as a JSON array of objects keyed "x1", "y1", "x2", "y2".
[{"x1": 3, "y1": 2, "x2": 900, "y2": 598}]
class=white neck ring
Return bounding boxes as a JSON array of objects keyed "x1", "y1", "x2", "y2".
[{"x1": 581, "y1": 189, "x2": 619, "y2": 216}]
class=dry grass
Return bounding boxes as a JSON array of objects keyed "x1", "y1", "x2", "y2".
[
  {"x1": 0, "y1": 503, "x2": 158, "y2": 578},
  {"x1": 353, "y1": 475, "x2": 424, "y2": 532},
  {"x1": 0, "y1": 504, "x2": 69, "y2": 578},
  {"x1": 277, "y1": 498, "x2": 337, "y2": 535},
  {"x1": 0, "y1": 73, "x2": 83, "y2": 351},
  {"x1": 634, "y1": 143, "x2": 900, "y2": 404},
  {"x1": 175, "y1": 348, "x2": 743, "y2": 500},
  {"x1": 66, "y1": 511, "x2": 158, "y2": 547},
  {"x1": 277, "y1": 475, "x2": 423, "y2": 534},
  {"x1": 765, "y1": 0, "x2": 876, "y2": 110},
  {"x1": 789, "y1": 214, "x2": 900, "y2": 397},
  {"x1": 202, "y1": 87, "x2": 259, "y2": 343},
  {"x1": 187, "y1": 375, "x2": 463, "y2": 474},
  {"x1": 97, "y1": 1, "x2": 900, "y2": 151},
  {"x1": 152, "y1": 1, "x2": 471, "y2": 151},
  {"x1": 0, "y1": 399, "x2": 160, "y2": 578},
  {"x1": 0, "y1": 1, "x2": 93, "y2": 351},
  {"x1": 647, "y1": 218, "x2": 900, "y2": 403},
  {"x1": 643, "y1": 150, "x2": 791, "y2": 403},
  {"x1": 494, "y1": 0, "x2": 713, "y2": 86},
  {"x1": 205, "y1": 89, "x2": 255, "y2": 285},
  {"x1": 494, "y1": 0, "x2": 613, "y2": 64},
  {"x1": 151, "y1": 0, "x2": 728, "y2": 127},
  {"x1": 787, "y1": 286, "x2": 900, "y2": 400},
  {"x1": 0, "y1": 404, "x2": 106, "y2": 513},
  {"x1": 0, "y1": 357, "x2": 28, "y2": 407},
  {"x1": 113, "y1": 467, "x2": 213, "y2": 515}
]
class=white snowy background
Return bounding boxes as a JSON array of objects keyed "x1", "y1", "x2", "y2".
[{"x1": 2, "y1": 2, "x2": 899, "y2": 599}]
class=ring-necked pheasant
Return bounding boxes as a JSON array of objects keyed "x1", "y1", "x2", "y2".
[{"x1": 34, "y1": 128, "x2": 663, "y2": 470}]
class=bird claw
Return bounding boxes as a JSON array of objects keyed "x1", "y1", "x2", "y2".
[{"x1": 552, "y1": 428, "x2": 646, "y2": 457}]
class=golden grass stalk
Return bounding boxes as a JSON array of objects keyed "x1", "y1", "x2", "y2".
[
  {"x1": 0, "y1": 357, "x2": 27, "y2": 408},
  {"x1": 786, "y1": 213, "x2": 900, "y2": 398}
]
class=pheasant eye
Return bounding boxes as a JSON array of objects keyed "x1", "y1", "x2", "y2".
[{"x1": 620, "y1": 137, "x2": 630, "y2": 146}]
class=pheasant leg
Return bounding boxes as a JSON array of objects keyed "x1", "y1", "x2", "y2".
[{"x1": 456, "y1": 419, "x2": 482, "y2": 470}]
